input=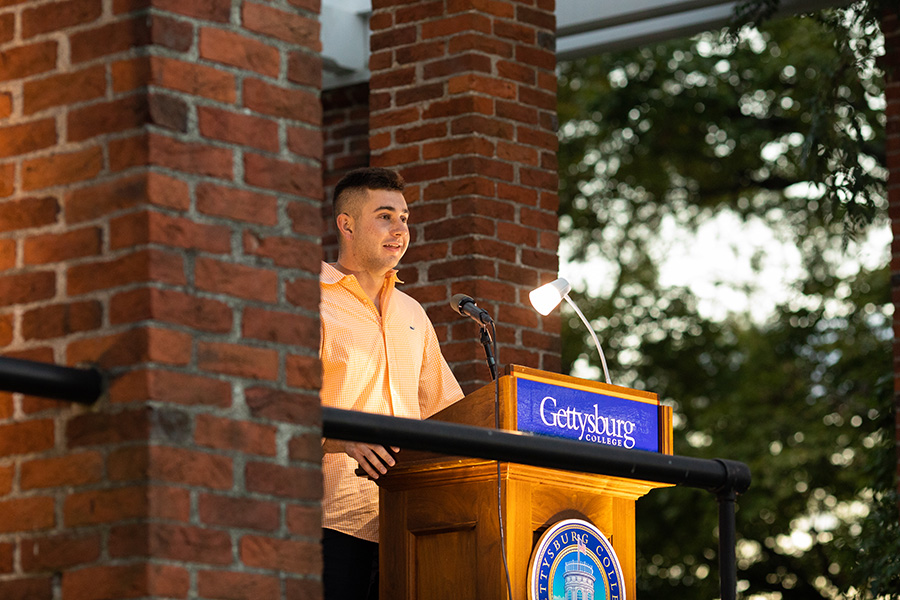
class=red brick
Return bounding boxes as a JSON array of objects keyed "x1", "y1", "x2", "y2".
[
  {"x1": 0, "y1": 40, "x2": 57, "y2": 82},
  {"x1": 287, "y1": 50, "x2": 322, "y2": 87},
  {"x1": 22, "y1": 0, "x2": 102, "y2": 37},
  {"x1": 244, "y1": 233, "x2": 320, "y2": 276},
  {"x1": 197, "y1": 570, "x2": 281, "y2": 600},
  {"x1": 20, "y1": 533, "x2": 102, "y2": 572},
  {"x1": 0, "y1": 418, "x2": 54, "y2": 456},
  {"x1": 282, "y1": 350, "x2": 320, "y2": 389},
  {"x1": 111, "y1": 55, "x2": 151, "y2": 92},
  {"x1": 424, "y1": 53, "x2": 493, "y2": 81},
  {"x1": 23, "y1": 64, "x2": 106, "y2": 115},
  {"x1": 0, "y1": 496, "x2": 54, "y2": 533},
  {"x1": 149, "y1": 133, "x2": 233, "y2": 179},
  {"x1": 287, "y1": 124, "x2": 324, "y2": 159},
  {"x1": 242, "y1": 2, "x2": 320, "y2": 48},
  {"x1": 0, "y1": 312, "x2": 12, "y2": 345},
  {"x1": 107, "y1": 368, "x2": 232, "y2": 407},
  {"x1": 70, "y1": 16, "x2": 151, "y2": 63},
  {"x1": 0, "y1": 13, "x2": 12, "y2": 44},
  {"x1": 22, "y1": 146, "x2": 104, "y2": 191},
  {"x1": 67, "y1": 94, "x2": 149, "y2": 141},
  {"x1": 287, "y1": 0, "x2": 320, "y2": 11},
  {"x1": 0, "y1": 195, "x2": 59, "y2": 232},
  {"x1": 64, "y1": 486, "x2": 149, "y2": 526},
  {"x1": 285, "y1": 276, "x2": 319, "y2": 311},
  {"x1": 148, "y1": 93, "x2": 190, "y2": 132},
  {"x1": 286, "y1": 578, "x2": 323, "y2": 599},
  {"x1": 195, "y1": 256, "x2": 278, "y2": 303},
  {"x1": 197, "y1": 341, "x2": 279, "y2": 380},
  {"x1": 0, "y1": 577, "x2": 53, "y2": 600},
  {"x1": 0, "y1": 118, "x2": 57, "y2": 158},
  {"x1": 108, "y1": 210, "x2": 232, "y2": 253},
  {"x1": 0, "y1": 271, "x2": 56, "y2": 306},
  {"x1": 244, "y1": 78, "x2": 321, "y2": 124},
  {"x1": 148, "y1": 446, "x2": 233, "y2": 489},
  {"x1": 195, "y1": 414, "x2": 277, "y2": 456},
  {"x1": 109, "y1": 523, "x2": 232, "y2": 565},
  {"x1": 286, "y1": 503, "x2": 321, "y2": 537},
  {"x1": 110, "y1": 287, "x2": 233, "y2": 333},
  {"x1": 23, "y1": 226, "x2": 102, "y2": 264},
  {"x1": 244, "y1": 386, "x2": 320, "y2": 424},
  {"x1": 153, "y1": 0, "x2": 230, "y2": 22},
  {"x1": 288, "y1": 431, "x2": 320, "y2": 462},
  {"x1": 0, "y1": 541, "x2": 11, "y2": 572},
  {"x1": 0, "y1": 162, "x2": 13, "y2": 196},
  {"x1": 243, "y1": 306, "x2": 318, "y2": 348},
  {"x1": 66, "y1": 326, "x2": 193, "y2": 369},
  {"x1": 149, "y1": 13, "x2": 193, "y2": 51},
  {"x1": 196, "y1": 182, "x2": 279, "y2": 225},
  {"x1": 152, "y1": 56, "x2": 237, "y2": 103},
  {"x1": 21, "y1": 300, "x2": 103, "y2": 340},
  {"x1": 240, "y1": 534, "x2": 322, "y2": 574},
  {"x1": 198, "y1": 105, "x2": 279, "y2": 152},
  {"x1": 66, "y1": 172, "x2": 190, "y2": 223},
  {"x1": 199, "y1": 26, "x2": 280, "y2": 77},
  {"x1": 66, "y1": 407, "x2": 150, "y2": 448},
  {"x1": 0, "y1": 393, "x2": 12, "y2": 420},
  {"x1": 198, "y1": 493, "x2": 280, "y2": 531},
  {"x1": 244, "y1": 152, "x2": 322, "y2": 199},
  {"x1": 61, "y1": 563, "x2": 190, "y2": 599},
  {"x1": 67, "y1": 248, "x2": 186, "y2": 295}
]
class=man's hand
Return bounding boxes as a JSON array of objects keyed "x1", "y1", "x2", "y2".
[{"x1": 323, "y1": 439, "x2": 400, "y2": 479}]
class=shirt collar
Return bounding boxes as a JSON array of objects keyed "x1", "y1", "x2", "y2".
[{"x1": 320, "y1": 261, "x2": 403, "y2": 286}]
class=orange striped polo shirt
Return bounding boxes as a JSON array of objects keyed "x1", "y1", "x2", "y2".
[{"x1": 319, "y1": 262, "x2": 463, "y2": 542}]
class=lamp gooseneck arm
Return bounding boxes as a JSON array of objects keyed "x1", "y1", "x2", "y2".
[{"x1": 563, "y1": 294, "x2": 611, "y2": 385}]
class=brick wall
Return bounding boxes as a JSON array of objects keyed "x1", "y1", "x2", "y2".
[
  {"x1": 368, "y1": 0, "x2": 562, "y2": 393},
  {"x1": 884, "y1": 10, "x2": 900, "y2": 493},
  {"x1": 0, "y1": 1, "x2": 324, "y2": 598}
]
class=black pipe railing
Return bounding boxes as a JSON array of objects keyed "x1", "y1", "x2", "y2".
[
  {"x1": 323, "y1": 406, "x2": 751, "y2": 600},
  {"x1": 0, "y1": 357, "x2": 102, "y2": 404},
  {"x1": 0, "y1": 357, "x2": 749, "y2": 598}
]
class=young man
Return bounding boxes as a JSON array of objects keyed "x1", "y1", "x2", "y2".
[{"x1": 319, "y1": 167, "x2": 464, "y2": 600}]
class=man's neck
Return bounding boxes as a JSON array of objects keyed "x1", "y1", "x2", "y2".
[{"x1": 334, "y1": 261, "x2": 387, "y2": 311}]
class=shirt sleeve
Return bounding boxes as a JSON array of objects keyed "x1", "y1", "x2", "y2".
[{"x1": 417, "y1": 316, "x2": 464, "y2": 418}]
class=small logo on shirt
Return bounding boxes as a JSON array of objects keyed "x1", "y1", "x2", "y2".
[{"x1": 409, "y1": 326, "x2": 415, "y2": 330}]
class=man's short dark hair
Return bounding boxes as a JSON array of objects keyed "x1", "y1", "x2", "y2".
[{"x1": 333, "y1": 167, "x2": 405, "y2": 215}]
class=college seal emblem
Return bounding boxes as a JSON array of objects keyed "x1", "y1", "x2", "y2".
[{"x1": 527, "y1": 518, "x2": 625, "y2": 600}]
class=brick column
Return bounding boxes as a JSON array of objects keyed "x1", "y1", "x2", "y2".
[
  {"x1": 884, "y1": 10, "x2": 900, "y2": 496},
  {"x1": 0, "y1": 1, "x2": 324, "y2": 598},
  {"x1": 368, "y1": 0, "x2": 561, "y2": 392}
]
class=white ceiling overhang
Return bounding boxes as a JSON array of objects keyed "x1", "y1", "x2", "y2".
[{"x1": 321, "y1": 0, "x2": 842, "y2": 89}]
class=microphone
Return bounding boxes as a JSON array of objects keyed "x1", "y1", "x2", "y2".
[{"x1": 450, "y1": 293, "x2": 493, "y2": 325}]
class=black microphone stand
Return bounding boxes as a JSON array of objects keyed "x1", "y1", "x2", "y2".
[{"x1": 480, "y1": 325, "x2": 497, "y2": 381}]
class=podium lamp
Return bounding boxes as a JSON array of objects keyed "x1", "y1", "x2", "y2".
[{"x1": 529, "y1": 277, "x2": 612, "y2": 385}]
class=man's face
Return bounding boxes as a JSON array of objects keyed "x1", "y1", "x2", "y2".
[{"x1": 345, "y1": 188, "x2": 410, "y2": 274}]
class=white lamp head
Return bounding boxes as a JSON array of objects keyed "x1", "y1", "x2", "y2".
[{"x1": 529, "y1": 278, "x2": 572, "y2": 316}]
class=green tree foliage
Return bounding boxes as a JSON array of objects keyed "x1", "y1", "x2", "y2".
[{"x1": 556, "y1": 4, "x2": 895, "y2": 598}]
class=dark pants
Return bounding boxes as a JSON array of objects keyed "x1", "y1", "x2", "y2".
[{"x1": 322, "y1": 528, "x2": 379, "y2": 600}]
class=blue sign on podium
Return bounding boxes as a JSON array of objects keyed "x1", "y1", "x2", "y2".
[{"x1": 515, "y1": 374, "x2": 661, "y2": 453}]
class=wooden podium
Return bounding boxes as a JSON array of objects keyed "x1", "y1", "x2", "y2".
[{"x1": 377, "y1": 365, "x2": 674, "y2": 600}]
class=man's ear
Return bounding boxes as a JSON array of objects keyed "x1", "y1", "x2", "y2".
[{"x1": 336, "y1": 213, "x2": 353, "y2": 237}]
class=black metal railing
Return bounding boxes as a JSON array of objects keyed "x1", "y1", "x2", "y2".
[
  {"x1": 323, "y1": 406, "x2": 751, "y2": 600},
  {"x1": 0, "y1": 357, "x2": 102, "y2": 404},
  {"x1": 0, "y1": 357, "x2": 750, "y2": 600}
]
